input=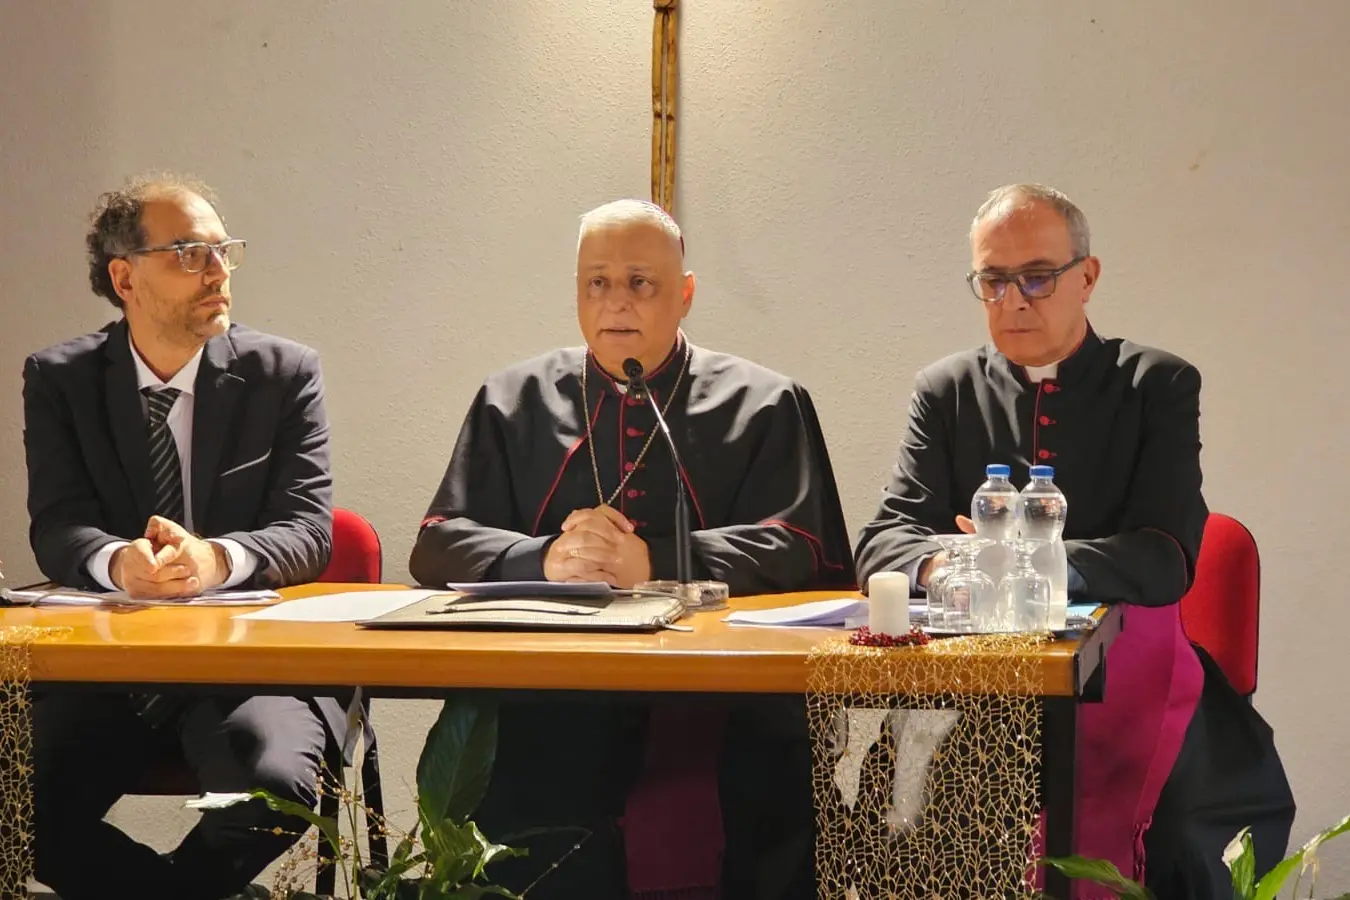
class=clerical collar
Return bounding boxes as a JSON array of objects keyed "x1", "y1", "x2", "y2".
[
  {"x1": 586, "y1": 334, "x2": 688, "y2": 398},
  {"x1": 1025, "y1": 362, "x2": 1059, "y2": 383},
  {"x1": 1001, "y1": 323, "x2": 1102, "y2": 388}
]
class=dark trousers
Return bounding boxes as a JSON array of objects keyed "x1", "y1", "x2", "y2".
[
  {"x1": 470, "y1": 694, "x2": 816, "y2": 900},
  {"x1": 30, "y1": 691, "x2": 328, "y2": 900}
]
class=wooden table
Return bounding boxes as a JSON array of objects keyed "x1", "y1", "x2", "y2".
[
  {"x1": 4, "y1": 583, "x2": 1115, "y2": 698},
  {"x1": 2, "y1": 583, "x2": 1119, "y2": 897}
]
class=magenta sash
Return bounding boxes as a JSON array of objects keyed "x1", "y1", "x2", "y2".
[{"x1": 1062, "y1": 603, "x2": 1204, "y2": 897}]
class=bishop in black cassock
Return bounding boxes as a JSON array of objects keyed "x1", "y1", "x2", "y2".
[
  {"x1": 855, "y1": 184, "x2": 1295, "y2": 899},
  {"x1": 410, "y1": 199, "x2": 854, "y2": 900}
]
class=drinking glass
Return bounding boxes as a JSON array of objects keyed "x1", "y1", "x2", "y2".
[{"x1": 1002, "y1": 539, "x2": 1052, "y2": 632}]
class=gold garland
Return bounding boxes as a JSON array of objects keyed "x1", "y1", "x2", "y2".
[
  {"x1": 1, "y1": 626, "x2": 71, "y2": 897},
  {"x1": 807, "y1": 632, "x2": 1050, "y2": 899},
  {"x1": 651, "y1": 0, "x2": 678, "y2": 213}
]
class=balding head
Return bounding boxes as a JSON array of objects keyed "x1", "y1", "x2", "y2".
[
  {"x1": 578, "y1": 198, "x2": 684, "y2": 260},
  {"x1": 575, "y1": 199, "x2": 694, "y2": 378}
]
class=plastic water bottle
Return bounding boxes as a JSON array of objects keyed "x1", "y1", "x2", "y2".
[
  {"x1": 1020, "y1": 465, "x2": 1069, "y2": 629},
  {"x1": 970, "y1": 464, "x2": 1020, "y2": 622},
  {"x1": 971, "y1": 464, "x2": 1020, "y2": 540}
]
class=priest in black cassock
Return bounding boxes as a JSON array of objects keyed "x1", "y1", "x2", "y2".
[
  {"x1": 854, "y1": 183, "x2": 1295, "y2": 900},
  {"x1": 410, "y1": 198, "x2": 855, "y2": 900}
]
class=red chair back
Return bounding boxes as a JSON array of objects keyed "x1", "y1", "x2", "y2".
[
  {"x1": 1178, "y1": 512, "x2": 1260, "y2": 696},
  {"x1": 318, "y1": 507, "x2": 382, "y2": 583}
]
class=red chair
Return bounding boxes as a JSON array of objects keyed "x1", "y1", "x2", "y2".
[
  {"x1": 1178, "y1": 512, "x2": 1260, "y2": 697},
  {"x1": 126, "y1": 507, "x2": 388, "y2": 893},
  {"x1": 315, "y1": 508, "x2": 388, "y2": 893},
  {"x1": 319, "y1": 506, "x2": 383, "y2": 583}
]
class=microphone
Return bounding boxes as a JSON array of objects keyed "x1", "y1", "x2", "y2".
[{"x1": 623, "y1": 357, "x2": 693, "y2": 586}]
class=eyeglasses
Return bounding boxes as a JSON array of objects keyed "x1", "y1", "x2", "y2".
[
  {"x1": 966, "y1": 255, "x2": 1085, "y2": 303},
  {"x1": 129, "y1": 239, "x2": 246, "y2": 274}
]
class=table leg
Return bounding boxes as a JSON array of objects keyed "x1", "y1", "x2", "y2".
[{"x1": 1042, "y1": 696, "x2": 1077, "y2": 899}]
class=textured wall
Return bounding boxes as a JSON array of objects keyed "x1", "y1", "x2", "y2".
[{"x1": 2, "y1": 0, "x2": 1347, "y2": 890}]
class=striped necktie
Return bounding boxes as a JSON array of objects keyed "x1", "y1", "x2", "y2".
[
  {"x1": 132, "y1": 386, "x2": 185, "y2": 730},
  {"x1": 144, "y1": 387, "x2": 185, "y2": 524}
]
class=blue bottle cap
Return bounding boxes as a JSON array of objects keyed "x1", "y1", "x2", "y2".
[
  {"x1": 1029, "y1": 465, "x2": 1055, "y2": 478},
  {"x1": 985, "y1": 464, "x2": 1010, "y2": 477}
]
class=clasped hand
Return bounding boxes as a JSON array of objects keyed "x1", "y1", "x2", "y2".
[
  {"x1": 110, "y1": 516, "x2": 230, "y2": 599},
  {"x1": 543, "y1": 505, "x2": 651, "y2": 588}
]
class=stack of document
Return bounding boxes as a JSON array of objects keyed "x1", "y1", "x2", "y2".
[
  {"x1": 723, "y1": 598, "x2": 869, "y2": 628},
  {"x1": 233, "y1": 589, "x2": 439, "y2": 623}
]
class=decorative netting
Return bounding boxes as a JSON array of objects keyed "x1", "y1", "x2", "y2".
[
  {"x1": 807, "y1": 633, "x2": 1051, "y2": 899},
  {"x1": 1, "y1": 626, "x2": 71, "y2": 900}
]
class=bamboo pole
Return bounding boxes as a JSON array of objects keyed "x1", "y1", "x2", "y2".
[
  {"x1": 662, "y1": 2, "x2": 678, "y2": 213},
  {"x1": 652, "y1": 0, "x2": 678, "y2": 214},
  {"x1": 651, "y1": 5, "x2": 666, "y2": 208}
]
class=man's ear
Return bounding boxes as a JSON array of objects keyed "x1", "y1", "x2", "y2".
[
  {"x1": 109, "y1": 258, "x2": 135, "y2": 307},
  {"x1": 681, "y1": 271, "x2": 695, "y2": 314},
  {"x1": 1080, "y1": 256, "x2": 1101, "y2": 305}
]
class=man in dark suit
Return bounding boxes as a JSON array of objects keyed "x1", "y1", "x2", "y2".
[
  {"x1": 854, "y1": 183, "x2": 1295, "y2": 899},
  {"x1": 21, "y1": 174, "x2": 346, "y2": 900}
]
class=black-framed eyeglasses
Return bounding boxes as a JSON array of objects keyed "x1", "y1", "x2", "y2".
[
  {"x1": 966, "y1": 255, "x2": 1085, "y2": 303},
  {"x1": 128, "y1": 239, "x2": 246, "y2": 274}
]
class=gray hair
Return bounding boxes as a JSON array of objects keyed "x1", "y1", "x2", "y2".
[
  {"x1": 86, "y1": 172, "x2": 220, "y2": 309},
  {"x1": 578, "y1": 198, "x2": 684, "y2": 257},
  {"x1": 971, "y1": 183, "x2": 1091, "y2": 258}
]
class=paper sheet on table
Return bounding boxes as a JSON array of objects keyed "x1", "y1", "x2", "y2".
[
  {"x1": 3, "y1": 587, "x2": 280, "y2": 607},
  {"x1": 724, "y1": 600, "x2": 1102, "y2": 630},
  {"x1": 724, "y1": 598, "x2": 868, "y2": 627},
  {"x1": 232, "y1": 589, "x2": 440, "y2": 623}
]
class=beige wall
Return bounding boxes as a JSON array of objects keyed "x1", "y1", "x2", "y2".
[{"x1": 3, "y1": 0, "x2": 1347, "y2": 889}]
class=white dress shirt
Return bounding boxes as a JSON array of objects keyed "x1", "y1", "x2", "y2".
[{"x1": 86, "y1": 334, "x2": 258, "y2": 591}]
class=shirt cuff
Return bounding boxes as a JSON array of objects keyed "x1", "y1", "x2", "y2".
[
  {"x1": 86, "y1": 540, "x2": 130, "y2": 591},
  {"x1": 209, "y1": 539, "x2": 259, "y2": 589},
  {"x1": 492, "y1": 535, "x2": 553, "y2": 582}
]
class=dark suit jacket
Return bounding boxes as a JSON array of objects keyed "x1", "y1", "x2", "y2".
[
  {"x1": 854, "y1": 325, "x2": 1208, "y2": 607},
  {"x1": 23, "y1": 318, "x2": 333, "y2": 590}
]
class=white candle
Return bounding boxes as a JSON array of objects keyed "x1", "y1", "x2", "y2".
[{"x1": 867, "y1": 572, "x2": 910, "y2": 635}]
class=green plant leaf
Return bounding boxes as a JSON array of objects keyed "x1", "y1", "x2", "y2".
[
  {"x1": 1255, "y1": 813, "x2": 1350, "y2": 900},
  {"x1": 1040, "y1": 856, "x2": 1153, "y2": 899},
  {"x1": 393, "y1": 825, "x2": 422, "y2": 867},
  {"x1": 1251, "y1": 851, "x2": 1303, "y2": 900},
  {"x1": 200, "y1": 789, "x2": 341, "y2": 858},
  {"x1": 417, "y1": 696, "x2": 499, "y2": 827},
  {"x1": 422, "y1": 817, "x2": 482, "y2": 888},
  {"x1": 461, "y1": 820, "x2": 526, "y2": 879},
  {"x1": 1224, "y1": 827, "x2": 1256, "y2": 900},
  {"x1": 363, "y1": 852, "x2": 429, "y2": 900}
]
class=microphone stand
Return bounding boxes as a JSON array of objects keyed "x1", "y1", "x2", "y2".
[{"x1": 623, "y1": 357, "x2": 694, "y2": 588}]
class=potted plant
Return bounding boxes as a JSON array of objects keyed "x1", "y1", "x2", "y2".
[{"x1": 196, "y1": 694, "x2": 583, "y2": 899}]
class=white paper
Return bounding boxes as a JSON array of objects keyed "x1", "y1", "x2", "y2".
[
  {"x1": 232, "y1": 589, "x2": 438, "y2": 623},
  {"x1": 724, "y1": 598, "x2": 865, "y2": 627},
  {"x1": 6, "y1": 587, "x2": 279, "y2": 607}
]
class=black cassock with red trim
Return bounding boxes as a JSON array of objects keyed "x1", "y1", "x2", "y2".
[
  {"x1": 411, "y1": 334, "x2": 855, "y2": 594},
  {"x1": 855, "y1": 324, "x2": 1296, "y2": 900},
  {"x1": 408, "y1": 335, "x2": 854, "y2": 900}
]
